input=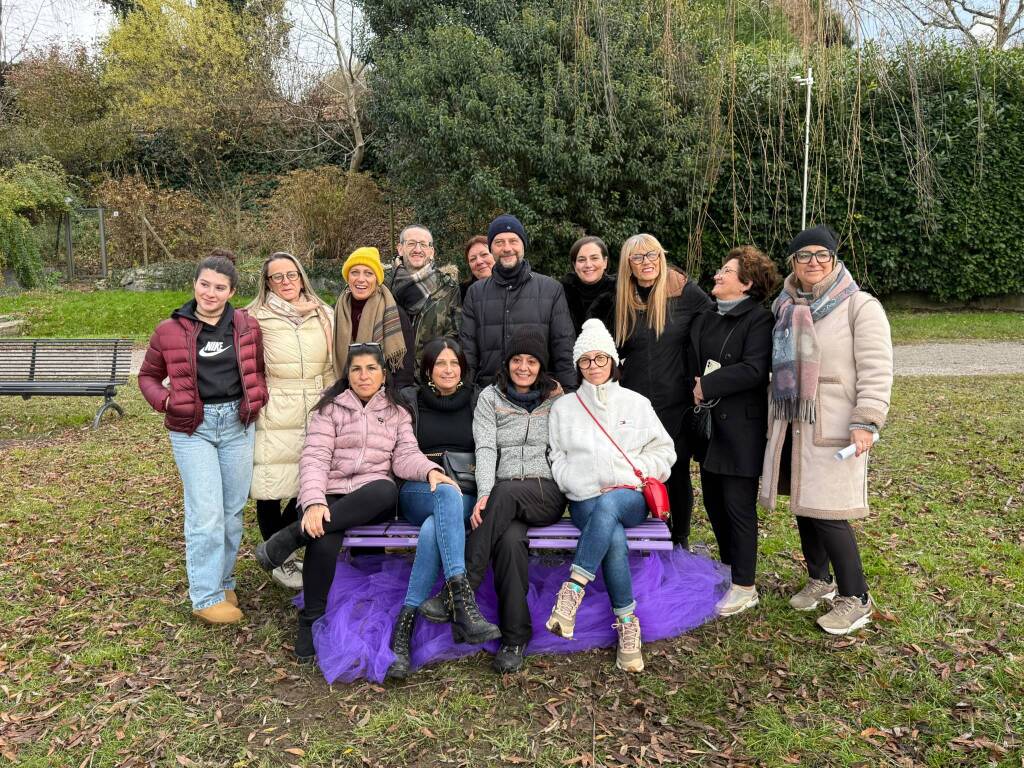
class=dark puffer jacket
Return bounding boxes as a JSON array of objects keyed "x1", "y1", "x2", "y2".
[
  {"x1": 139, "y1": 302, "x2": 268, "y2": 435},
  {"x1": 560, "y1": 272, "x2": 616, "y2": 335},
  {"x1": 459, "y1": 259, "x2": 577, "y2": 390}
]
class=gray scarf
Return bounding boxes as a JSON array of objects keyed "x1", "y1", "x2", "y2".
[{"x1": 391, "y1": 261, "x2": 441, "y2": 316}]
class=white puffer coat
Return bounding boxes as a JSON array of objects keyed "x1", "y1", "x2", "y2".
[{"x1": 250, "y1": 302, "x2": 335, "y2": 500}]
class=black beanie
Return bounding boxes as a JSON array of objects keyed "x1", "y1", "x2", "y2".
[
  {"x1": 505, "y1": 327, "x2": 549, "y2": 370},
  {"x1": 787, "y1": 225, "x2": 839, "y2": 255},
  {"x1": 488, "y1": 214, "x2": 529, "y2": 251}
]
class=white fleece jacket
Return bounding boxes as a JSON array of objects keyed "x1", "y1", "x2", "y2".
[{"x1": 548, "y1": 379, "x2": 676, "y2": 501}]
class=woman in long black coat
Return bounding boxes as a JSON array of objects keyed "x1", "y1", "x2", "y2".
[{"x1": 688, "y1": 245, "x2": 779, "y2": 616}]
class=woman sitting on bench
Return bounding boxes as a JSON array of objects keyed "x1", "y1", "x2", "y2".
[
  {"x1": 388, "y1": 339, "x2": 501, "y2": 680},
  {"x1": 254, "y1": 343, "x2": 460, "y2": 663},
  {"x1": 463, "y1": 327, "x2": 566, "y2": 674},
  {"x1": 545, "y1": 319, "x2": 676, "y2": 672}
]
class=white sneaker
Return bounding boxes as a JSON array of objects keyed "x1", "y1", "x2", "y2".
[
  {"x1": 717, "y1": 584, "x2": 759, "y2": 616},
  {"x1": 271, "y1": 552, "x2": 304, "y2": 590}
]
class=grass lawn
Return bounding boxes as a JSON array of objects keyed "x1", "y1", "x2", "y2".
[
  {"x1": 1, "y1": 289, "x2": 1023, "y2": 344},
  {"x1": 0, "y1": 377, "x2": 1022, "y2": 766}
]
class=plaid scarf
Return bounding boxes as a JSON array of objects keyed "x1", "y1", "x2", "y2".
[
  {"x1": 333, "y1": 285, "x2": 407, "y2": 379},
  {"x1": 390, "y1": 261, "x2": 441, "y2": 316},
  {"x1": 770, "y1": 262, "x2": 859, "y2": 423}
]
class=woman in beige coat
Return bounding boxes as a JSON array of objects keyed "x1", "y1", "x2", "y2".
[
  {"x1": 248, "y1": 252, "x2": 335, "y2": 589},
  {"x1": 759, "y1": 226, "x2": 893, "y2": 636}
]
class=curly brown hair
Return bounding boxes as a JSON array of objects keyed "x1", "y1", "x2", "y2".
[{"x1": 725, "y1": 245, "x2": 780, "y2": 302}]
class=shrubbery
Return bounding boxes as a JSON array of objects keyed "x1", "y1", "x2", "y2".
[{"x1": 0, "y1": 157, "x2": 73, "y2": 287}]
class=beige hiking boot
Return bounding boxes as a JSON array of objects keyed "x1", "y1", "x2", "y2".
[
  {"x1": 614, "y1": 615, "x2": 644, "y2": 673},
  {"x1": 788, "y1": 578, "x2": 837, "y2": 612},
  {"x1": 817, "y1": 594, "x2": 873, "y2": 635},
  {"x1": 717, "y1": 584, "x2": 759, "y2": 617},
  {"x1": 224, "y1": 589, "x2": 238, "y2": 607},
  {"x1": 546, "y1": 581, "x2": 585, "y2": 639},
  {"x1": 193, "y1": 600, "x2": 243, "y2": 625}
]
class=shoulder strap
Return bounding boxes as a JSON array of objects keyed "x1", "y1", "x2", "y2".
[{"x1": 575, "y1": 394, "x2": 644, "y2": 481}]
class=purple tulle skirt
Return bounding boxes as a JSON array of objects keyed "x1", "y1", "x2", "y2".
[{"x1": 295, "y1": 549, "x2": 729, "y2": 684}]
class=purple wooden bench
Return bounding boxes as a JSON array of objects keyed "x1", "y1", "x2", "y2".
[{"x1": 342, "y1": 518, "x2": 673, "y2": 551}]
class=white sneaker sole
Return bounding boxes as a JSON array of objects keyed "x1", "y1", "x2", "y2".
[
  {"x1": 718, "y1": 592, "x2": 760, "y2": 617},
  {"x1": 818, "y1": 613, "x2": 872, "y2": 635},
  {"x1": 545, "y1": 615, "x2": 574, "y2": 639},
  {"x1": 616, "y1": 657, "x2": 644, "y2": 673},
  {"x1": 789, "y1": 589, "x2": 837, "y2": 612}
]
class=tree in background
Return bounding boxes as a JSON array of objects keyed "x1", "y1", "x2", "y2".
[{"x1": 0, "y1": 156, "x2": 73, "y2": 287}]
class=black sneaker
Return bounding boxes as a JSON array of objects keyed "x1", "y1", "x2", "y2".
[{"x1": 493, "y1": 644, "x2": 525, "y2": 673}]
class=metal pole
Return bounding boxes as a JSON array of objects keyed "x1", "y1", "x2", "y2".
[
  {"x1": 796, "y1": 67, "x2": 814, "y2": 231},
  {"x1": 64, "y1": 212, "x2": 74, "y2": 280},
  {"x1": 97, "y1": 207, "x2": 108, "y2": 279}
]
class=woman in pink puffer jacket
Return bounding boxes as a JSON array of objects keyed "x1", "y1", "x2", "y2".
[{"x1": 256, "y1": 342, "x2": 460, "y2": 662}]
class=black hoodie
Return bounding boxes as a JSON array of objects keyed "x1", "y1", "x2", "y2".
[{"x1": 175, "y1": 300, "x2": 242, "y2": 404}]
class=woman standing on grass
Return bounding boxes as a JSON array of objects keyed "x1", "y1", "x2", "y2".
[
  {"x1": 254, "y1": 344, "x2": 461, "y2": 662},
  {"x1": 759, "y1": 225, "x2": 893, "y2": 635},
  {"x1": 387, "y1": 338, "x2": 501, "y2": 680},
  {"x1": 138, "y1": 250, "x2": 268, "y2": 625},
  {"x1": 614, "y1": 234, "x2": 712, "y2": 548},
  {"x1": 545, "y1": 319, "x2": 676, "y2": 672},
  {"x1": 688, "y1": 246, "x2": 778, "y2": 617},
  {"x1": 247, "y1": 252, "x2": 335, "y2": 591}
]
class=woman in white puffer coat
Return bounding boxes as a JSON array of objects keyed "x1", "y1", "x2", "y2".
[
  {"x1": 247, "y1": 252, "x2": 335, "y2": 589},
  {"x1": 545, "y1": 319, "x2": 676, "y2": 673}
]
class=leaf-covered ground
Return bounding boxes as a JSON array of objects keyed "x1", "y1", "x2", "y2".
[{"x1": 1, "y1": 377, "x2": 1022, "y2": 767}]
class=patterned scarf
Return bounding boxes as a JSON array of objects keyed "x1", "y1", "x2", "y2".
[
  {"x1": 770, "y1": 262, "x2": 859, "y2": 423},
  {"x1": 390, "y1": 260, "x2": 441, "y2": 316},
  {"x1": 333, "y1": 285, "x2": 406, "y2": 378},
  {"x1": 264, "y1": 292, "x2": 334, "y2": 361}
]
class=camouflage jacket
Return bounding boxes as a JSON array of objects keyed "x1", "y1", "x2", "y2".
[{"x1": 384, "y1": 262, "x2": 462, "y2": 366}]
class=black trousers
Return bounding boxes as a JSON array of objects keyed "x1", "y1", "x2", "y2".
[
  {"x1": 666, "y1": 432, "x2": 694, "y2": 546},
  {"x1": 301, "y1": 480, "x2": 398, "y2": 617},
  {"x1": 256, "y1": 498, "x2": 299, "y2": 541},
  {"x1": 464, "y1": 478, "x2": 565, "y2": 646},
  {"x1": 700, "y1": 469, "x2": 759, "y2": 587},
  {"x1": 780, "y1": 426, "x2": 868, "y2": 597}
]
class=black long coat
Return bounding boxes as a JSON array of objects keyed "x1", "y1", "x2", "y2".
[
  {"x1": 687, "y1": 298, "x2": 773, "y2": 478},
  {"x1": 460, "y1": 260, "x2": 577, "y2": 390}
]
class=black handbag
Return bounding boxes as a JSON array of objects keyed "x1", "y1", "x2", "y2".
[{"x1": 441, "y1": 451, "x2": 477, "y2": 496}]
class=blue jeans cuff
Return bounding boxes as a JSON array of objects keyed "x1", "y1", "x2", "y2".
[{"x1": 613, "y1": 602, "x2": 637, "y2": 617}]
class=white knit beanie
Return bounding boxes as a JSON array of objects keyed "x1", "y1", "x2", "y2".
[{"x1": 572, "y1": 318, "x2": 619, "y2": 365}]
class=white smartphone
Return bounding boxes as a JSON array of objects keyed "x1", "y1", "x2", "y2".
[{"x1": 704, "y1": 359, "x2": 722, "y2": 375}]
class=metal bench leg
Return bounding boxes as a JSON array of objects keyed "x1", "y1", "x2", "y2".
[{"x1": 93, "y1": 396, "x2": 125, "y2": 429}]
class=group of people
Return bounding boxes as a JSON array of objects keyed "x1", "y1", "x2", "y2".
[{"x1": 138, "y1": 214, "x2": 894, "y2": 679}]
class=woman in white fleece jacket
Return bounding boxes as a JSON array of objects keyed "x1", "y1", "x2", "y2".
[{"x1": 545, "y1": 319, "x2": 676, "y2": 673}]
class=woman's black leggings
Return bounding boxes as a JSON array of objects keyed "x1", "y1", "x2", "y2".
[
  {"x1": 300, "y1": 480, "x2": 398, "y2": 617},
  {"x1": 256, "y1": 498, "x2": 299, "y2": 541},
  {"x1": 700, "y1": 469, "x2": 758, "y2": 587}
]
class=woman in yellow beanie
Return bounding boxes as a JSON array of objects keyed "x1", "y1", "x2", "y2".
[{"x1": 334, "y1": 247, "x2": 415, "y2": 387}]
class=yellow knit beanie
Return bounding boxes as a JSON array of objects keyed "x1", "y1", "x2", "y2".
[{"x1": 342, "y1": 247, "x2": 384, "y2": 284}]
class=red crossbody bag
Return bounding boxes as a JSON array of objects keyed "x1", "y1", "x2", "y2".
[{"x1": 575, "y1": 394, "x2": 671, "y2": 521}]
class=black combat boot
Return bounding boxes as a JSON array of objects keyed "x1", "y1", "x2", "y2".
[
  {"x1": 447, "y1": 574, "x2": 502, "y2": 645},
  {"x1": 387, "y1": 606, "x2": 417, "y2": 680}
]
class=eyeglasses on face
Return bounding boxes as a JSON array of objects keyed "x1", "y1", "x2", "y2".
[
  {"x1": 792, "y1": 249, "x2": 835, "y2": 265},
  {"x1": 715, "y1": 267, "x2": 737, "y2": 277},
  {"x1": 579, "y1": 354, "x2": 611, "y2": 369},
  {"x1": 268, "y1": 271, "x2": 300, "y2": 284},
  {"x1": 402, "y1": 240, "x2": 433, "y2": 250},
  {"x1": 628, "y1": 251, "x2": 659, "y2": 265}
]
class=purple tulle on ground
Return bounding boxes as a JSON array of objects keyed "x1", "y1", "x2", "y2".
[{"x1": 294, "y1": 549, "x2": 729, "y2": 684}]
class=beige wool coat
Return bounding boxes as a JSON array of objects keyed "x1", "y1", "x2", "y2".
[
  {"x1": 759, "y1": 281, "x2": 893, "y2": 520},
  {"x1": 250, "y1": 302, "x2": 335, "y2": 501}
]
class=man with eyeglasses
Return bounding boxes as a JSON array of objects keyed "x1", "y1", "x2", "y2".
[
  {"x1": 384, "y1": 224, "x2": 462, "y2": 363},
  {"x1": 460, "y1": 214, "x2": 577, "y2": 390}
]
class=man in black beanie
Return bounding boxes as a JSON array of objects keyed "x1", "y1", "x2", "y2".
[{"x1": 460, "y1": 213, "x2": 577, "y2": 389}]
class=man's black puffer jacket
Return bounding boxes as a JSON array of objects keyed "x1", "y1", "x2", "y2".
[{"x1": 459, "y1": 259, "x2": 577, "y2": 390}]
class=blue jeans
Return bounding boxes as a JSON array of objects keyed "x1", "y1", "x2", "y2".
[
  {"x1": 569, "y1": 489, "x2": 649, "y2": 616},
  {"x1": 168, "y1": 401, "x2": 255, "y2": 610},
  {"x1": 399, "y1": 482, "x2": 475, "y2": 608}
]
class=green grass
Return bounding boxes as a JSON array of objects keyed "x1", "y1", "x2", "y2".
[
  {"x1": 1, "y1": 289, "x2": 1023, "y2": 344},
  {"x1": 0, "y1": 289, "x2": 251, "y2": 342},
  {"x1": 0, "y1": 377, "x2": 1022, "y2": 766},
  {"x1": 887, "y1": 310, "x2": 1024, "y2": 343}
]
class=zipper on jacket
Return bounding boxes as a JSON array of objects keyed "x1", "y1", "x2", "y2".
[
  {"x1": 186, "y1": 319, "x2": 202, "y2": 432},
  {"x1": 348, "y1": 405, "x2": 370, "y2": 493},
  {"x1": 236, "y1": 320, "x2": 254, "y2": 421}
]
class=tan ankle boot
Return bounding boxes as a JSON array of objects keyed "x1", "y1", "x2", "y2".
[
  {"x1": 193, "y1": 600, "x2": 243, "y2": 624},
  {"x1": 224, "y1": 589, "x2": 238, "y2": 607}
]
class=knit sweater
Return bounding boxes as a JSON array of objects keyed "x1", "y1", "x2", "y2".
[
  {"x1": 548, "y1": 380, "x2": 676, "y2": 501},
  {"x1": 472, "y1": 384, "x2": 558, "y2": 498}
]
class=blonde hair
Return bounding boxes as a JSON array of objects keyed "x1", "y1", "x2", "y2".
[
  {"x1": 248, "y1": 251, "x2": 325, "y2": 309},
  {"x1": 614, "y1": 234, "x2": 672, "y2": 345}
]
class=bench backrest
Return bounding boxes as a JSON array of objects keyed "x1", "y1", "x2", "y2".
[{"x1": 0, "y1": 338, "x2": 132, "y2": 385}]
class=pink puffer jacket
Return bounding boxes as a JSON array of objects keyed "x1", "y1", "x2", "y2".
[{"x1": 298, "y1": 388, "x2": 441, "y2": 509}]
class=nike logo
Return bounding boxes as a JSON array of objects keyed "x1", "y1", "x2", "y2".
[{"x1": 198, "y1": 342, "x2": 233, "y2": 358}]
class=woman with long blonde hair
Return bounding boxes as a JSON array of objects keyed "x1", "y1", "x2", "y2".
[
  {"x1": 247, "y1": 251, "x2": 335, "y2": 590},
  {"x1": 614, "y1": 234, "x2": 711, "y2": 548}
]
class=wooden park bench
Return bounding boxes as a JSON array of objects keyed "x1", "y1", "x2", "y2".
[
  {"x1": 0, "y1": 338, "x2": 132, "y2": 428},
  {"x1": 342, "y1": 518, "x2": 673, "y2": 551}
]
